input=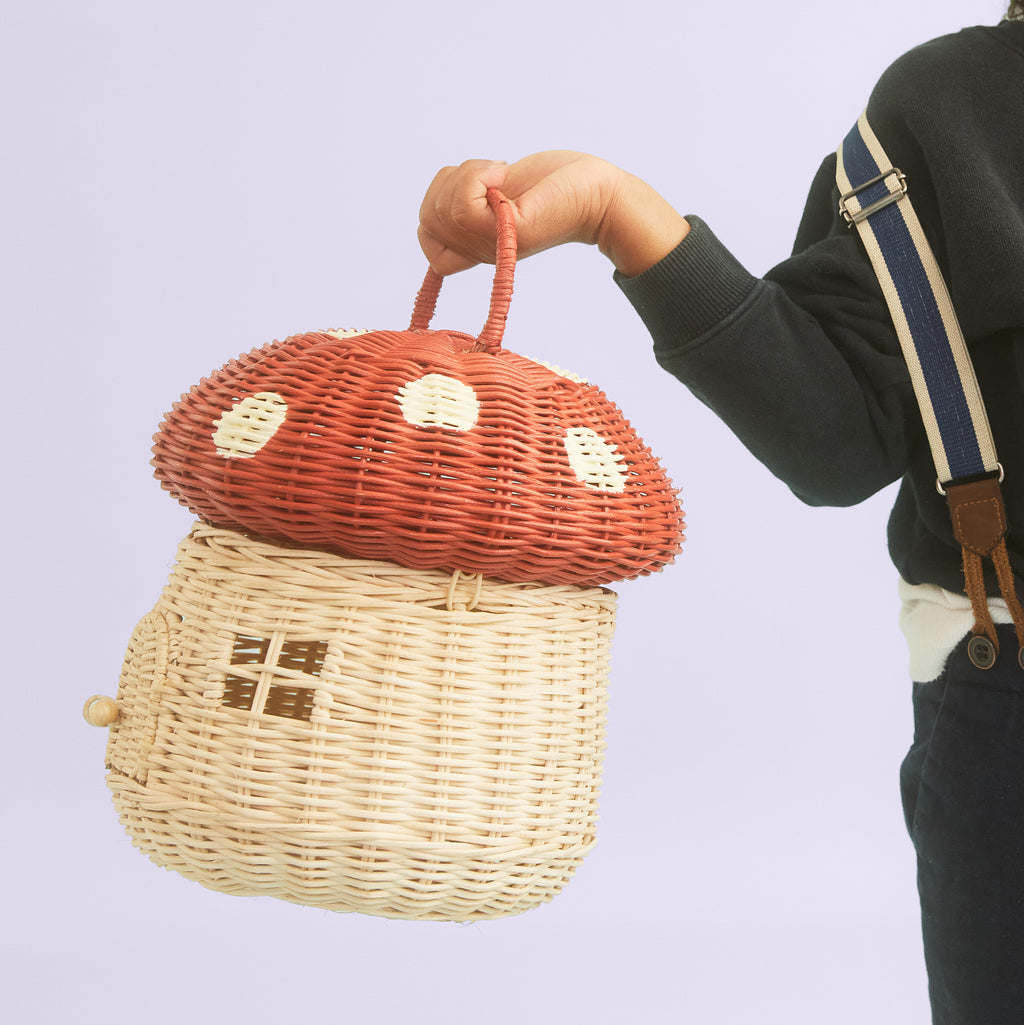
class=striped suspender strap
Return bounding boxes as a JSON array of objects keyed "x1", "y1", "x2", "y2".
[{"x1": 836, "y1": 110, "x2": 1024, "y2": 669}]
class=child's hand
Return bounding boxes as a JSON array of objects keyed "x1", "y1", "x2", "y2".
[{"x1": 418, "y1": 151, "x2": 689, "y2": 278}]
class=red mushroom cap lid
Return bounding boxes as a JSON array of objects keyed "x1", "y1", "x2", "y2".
[{"x1": 152, "y1": 191, "x2": 684, "y2": 586}]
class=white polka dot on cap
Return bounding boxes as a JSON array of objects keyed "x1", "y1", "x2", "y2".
[
  {"x1": 213, "y1": 392, "x2": 288, "y2": 459},
  {"x1": 563, "y1": 427, "x2": 629, "y2": 492},
  {"x1": 396, "y1": 374, "x2": 480, "y2": 432}
]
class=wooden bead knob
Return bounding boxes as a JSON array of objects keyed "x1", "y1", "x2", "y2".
[{"x1": 83, "y1": 695, "x2": 119, "y2": 727}]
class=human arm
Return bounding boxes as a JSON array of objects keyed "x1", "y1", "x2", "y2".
[
  {"x1": 419, "y1": 147, "x2": 911, "y2": 505},
  {"x1": 418, "y1": 130, "x2": 922, "y2": 509},
  {"x1": 621, "y1": 204, "x2": 913, "y2": 506}
]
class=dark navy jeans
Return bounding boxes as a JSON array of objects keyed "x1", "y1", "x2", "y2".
[{"x1": 901, "y1": 624, "x2": 1024, "y2": 1024}]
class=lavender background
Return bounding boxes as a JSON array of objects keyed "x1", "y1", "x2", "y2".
[{"x1": 3, "y1": 1, "x2": 1001, "y2": 1021}]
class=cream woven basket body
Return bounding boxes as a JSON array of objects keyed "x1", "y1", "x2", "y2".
[{"x1": 105, "y1": 522, "x2": 617, "y2": 921}]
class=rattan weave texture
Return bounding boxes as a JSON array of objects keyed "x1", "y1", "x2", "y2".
[
  {"x1": 151, "y1": 191, "x2": 684, "y2": 586},
  {"x1": 107, "y1": 522, "x2": 616, "y2": 921}
]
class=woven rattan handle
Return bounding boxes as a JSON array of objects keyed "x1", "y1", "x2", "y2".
[{"x1": 409, "y1": 188, "x2": 515, "y2": 354}]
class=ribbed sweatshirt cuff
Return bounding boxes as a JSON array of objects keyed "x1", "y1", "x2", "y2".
[{"x1": 613, "y1": 216, "x2": 760, "y2": 355}]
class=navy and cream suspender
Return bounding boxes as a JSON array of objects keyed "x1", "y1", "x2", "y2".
[{"x1": 836, "y1": 111, "x2": 1024, "y2": 669}]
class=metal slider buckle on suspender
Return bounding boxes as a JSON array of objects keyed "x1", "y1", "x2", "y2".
[
  {"x1": 840, "y1": 167, "x2": 908, "y2": 224},
  {"x1": 936, "y1": 463, "x2": 1005, "y2": 497}
]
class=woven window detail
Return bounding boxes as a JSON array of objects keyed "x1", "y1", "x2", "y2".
[
  {"x1": 222, "y1": 636, "x2": 326, "y2": 722},
  {"x1": 263, "y1": 684, "x2": 317, "y2": 721},
  {"x1": 277, "y1": 639, "x2": 328, "y2": 674}
]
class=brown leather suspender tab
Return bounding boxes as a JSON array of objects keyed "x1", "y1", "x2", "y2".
[
  {"x1": 947, "y1": 476, "x2": 1007, "y2": 555},
  {"x1": 946, "y1": 476, "x2": 1024, "y2": 668}
]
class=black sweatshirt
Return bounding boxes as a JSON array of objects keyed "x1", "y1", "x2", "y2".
[{"x1": 617, "y1": 20, "x2": 1024, "y2": 600}]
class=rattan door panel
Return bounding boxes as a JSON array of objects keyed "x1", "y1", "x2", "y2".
[{"x1": 106, "y1": 611, "x2": 170, "y2": 784}]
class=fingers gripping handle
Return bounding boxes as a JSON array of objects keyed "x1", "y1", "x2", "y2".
[{"x1": 409, "y1": 188, "x2": 516, "y2": 353}]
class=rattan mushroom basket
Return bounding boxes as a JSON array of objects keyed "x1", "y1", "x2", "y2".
[{"x1": 85, "y1": 190, "x2": 684, "y2": 921}]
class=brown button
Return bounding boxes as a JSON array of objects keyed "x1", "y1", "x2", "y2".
[{"x1": 968, "y1": 635, "x2": 996, "y2": 670}]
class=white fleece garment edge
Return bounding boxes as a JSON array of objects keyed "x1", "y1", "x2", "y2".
[{"x1": 898, "y1": 577, "x2": 1014, "y2": 683}]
